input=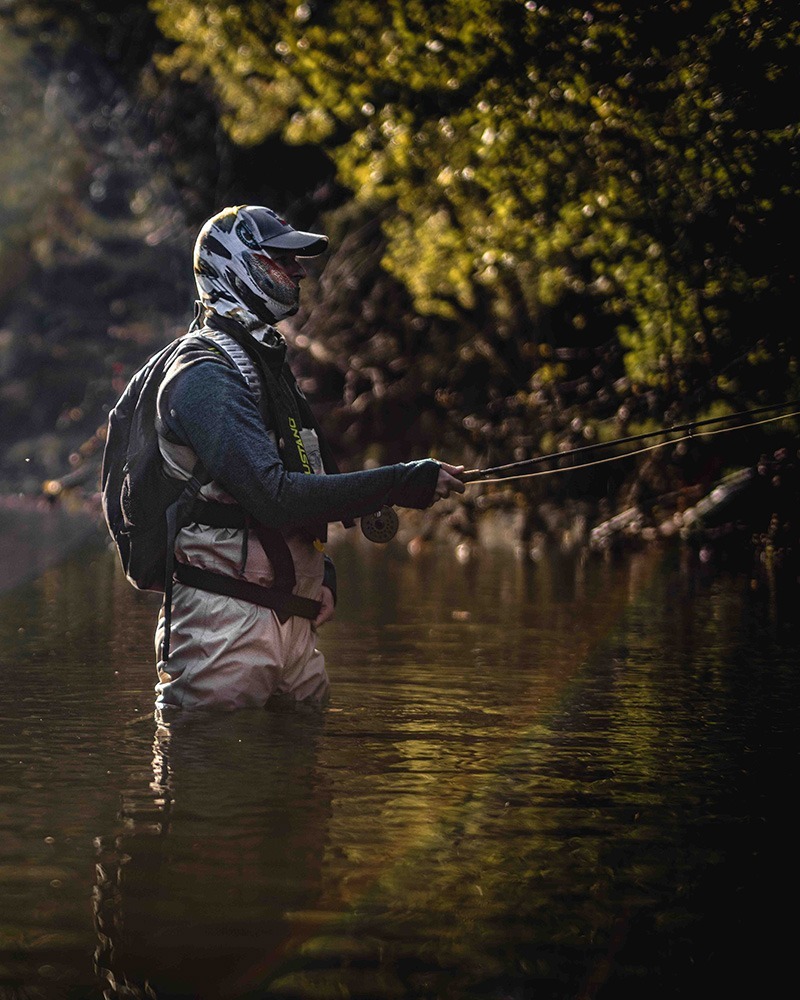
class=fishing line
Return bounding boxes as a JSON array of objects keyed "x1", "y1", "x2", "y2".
[
  {"x1": 460, "y1": 400, "x2": 800, "y2": 484},
  {"x1": 359, "y1": 401, "x2": 799, "y2": 541},
  {"x1": 464, "y1": 408, "x2": 800, "y2": 485}
]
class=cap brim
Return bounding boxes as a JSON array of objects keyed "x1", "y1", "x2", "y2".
[{"x1": 264, "y1": 231, "x2": 328, "y2": 257}]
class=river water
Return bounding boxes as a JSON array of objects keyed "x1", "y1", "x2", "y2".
[{"x1": 0, "y1": 517, "x2": 797, "y2": 1000}]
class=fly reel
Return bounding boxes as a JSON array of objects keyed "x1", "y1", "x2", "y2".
[{"x1": 360, "y1": 505, "x2": 399, "y2": 543}]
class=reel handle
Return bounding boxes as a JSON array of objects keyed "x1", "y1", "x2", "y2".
[{"x1": 360, "y1": 505, "x2": 400, "y2": 543}]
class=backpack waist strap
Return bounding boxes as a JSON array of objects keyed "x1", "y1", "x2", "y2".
[
  {"x1": 173, "y1": 561, "x2": 321, "y2": 623},
  {"x1": 183, "y1": 499, "x2": 297, "y2": 595},
  {"x1": 161, "y1": 491, "x2": 307, "y2": 662}
]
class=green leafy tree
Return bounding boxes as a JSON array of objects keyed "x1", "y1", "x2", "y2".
[
  {"x1": 0, "y1": 3, "x2": 199, "y2": 489},
  {"x1": 150, "y1": 0, "x2": 799, "y2": 415}
]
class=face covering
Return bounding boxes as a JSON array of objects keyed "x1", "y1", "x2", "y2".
[{"x1": 193, "y1": 205, "x2": 327, "y2": 328}]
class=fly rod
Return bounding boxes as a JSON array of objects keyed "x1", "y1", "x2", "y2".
[
  {"x1": 460, "y1": 399, "x2": 800, "y2": 483},
  {"x1": 360, "y1": 399, "x2": 800, "y2": 541}
]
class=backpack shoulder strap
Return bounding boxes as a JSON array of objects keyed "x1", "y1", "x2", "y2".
[{"x1": 191, "y1": 327, "x2": 262, "y2": 405}]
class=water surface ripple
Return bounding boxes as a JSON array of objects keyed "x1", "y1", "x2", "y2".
[{"x1": 0, "y1": 529, "x2": 797, "y2": 999}]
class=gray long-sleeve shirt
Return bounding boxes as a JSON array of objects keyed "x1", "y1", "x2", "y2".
[{"x1": 158, "y1": 357, "x2": 440, "y2": 533}]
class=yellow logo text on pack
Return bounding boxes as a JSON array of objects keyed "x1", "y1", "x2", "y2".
[{"x1": 288, "y1": 417, "x2": 312, "y2": 475}]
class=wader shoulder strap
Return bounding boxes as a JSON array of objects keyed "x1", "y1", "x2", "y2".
[{"x1": 162, "y1": 460, "x2": 209, "y2": 662}]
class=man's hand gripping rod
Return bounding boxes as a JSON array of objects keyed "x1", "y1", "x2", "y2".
[{"x1": 360, "y1": 463, "x2": 474, "y2": 543}]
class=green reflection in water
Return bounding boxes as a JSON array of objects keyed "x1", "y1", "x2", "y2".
[{"x1": 0, "y1": 527, "x2": 797, "y2": 999}]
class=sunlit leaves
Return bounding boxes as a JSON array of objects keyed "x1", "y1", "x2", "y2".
[{"x1": 149, "y1": 0, "x2": 799, "y2": 407}]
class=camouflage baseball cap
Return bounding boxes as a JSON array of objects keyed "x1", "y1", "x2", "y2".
[{"x1": 238, "y1": 205, "x2": 328, "y2": 257}]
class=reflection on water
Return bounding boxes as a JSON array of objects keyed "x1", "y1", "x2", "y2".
[
  {"x1": 0, "y1": 526, "x2": 797, "y2": 999},
  {"x1": 93, "y1": 710, "x2": 331, "y2": 999}
]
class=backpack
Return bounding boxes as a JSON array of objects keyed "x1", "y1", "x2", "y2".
[{"x1": 100, "y1": 336, "x2": 211, "y2": 594}]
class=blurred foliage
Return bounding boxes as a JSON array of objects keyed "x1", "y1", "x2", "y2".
[
  {"x1": 147, "y1": 0, "x2": 800, "y2": 536},
  {"x1": 151, "y1": 0, "x2": 799, "y2": 401},
  {"x1": 0, "y1": 0, "x2": 798, "y2": 548},
  {"x1": 0, "y1": 2, "x2": 196, "y2": 492}
]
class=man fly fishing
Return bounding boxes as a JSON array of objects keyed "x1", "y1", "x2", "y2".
[{"x1": 104, "y1": 205, "x2": 464, "y2": 712}]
